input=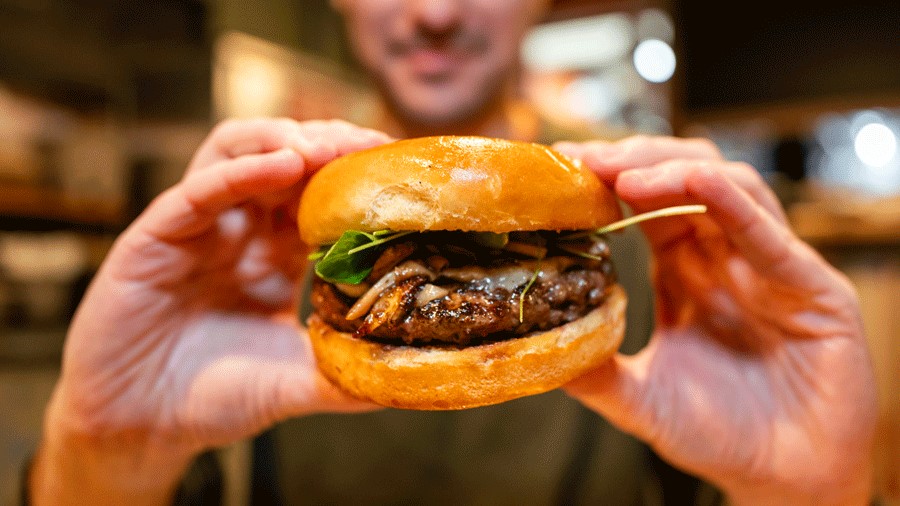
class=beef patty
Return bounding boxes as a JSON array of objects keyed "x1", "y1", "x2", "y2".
[{"x1": 311, "y1": 256, "x2": 616, "y2": 346}]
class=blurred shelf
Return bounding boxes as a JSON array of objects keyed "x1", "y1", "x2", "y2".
[
  {"x1": 677, "y1": 94, "x2": 900, "y2": 138},
  {"x1": 0, "y1": 182, "x2": 125, "y2": 232},
  {"x1": 0, "y1": 327, "x2": 65, "y2": 367},
  {"x1": 788, "y1": 197, "x2": 900, "y2": 247}
]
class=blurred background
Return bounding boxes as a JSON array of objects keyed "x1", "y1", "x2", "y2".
[{"x1": 0, "y1": 0, "x2": 897, "y2": 504}]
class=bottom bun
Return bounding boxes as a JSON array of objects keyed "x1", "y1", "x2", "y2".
[{"x1": 308, "y1": 284, "x2": 627, "y2": 410}]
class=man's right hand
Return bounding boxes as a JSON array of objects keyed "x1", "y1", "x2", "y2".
[
  {"x1": 30, "y1": 119, "x2": 391, "y2": 505},
  {"x1": 556, "y1": 136, "x2": 877, "y2": 506}
]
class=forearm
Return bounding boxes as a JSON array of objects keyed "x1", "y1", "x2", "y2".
[{"x1": 29, "y1": 395, "x2": 193, "y2": 505}]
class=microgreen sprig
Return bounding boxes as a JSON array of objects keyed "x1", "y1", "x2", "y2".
[
  {"x1": 563, "y1": 204, "x2": 707, "y2": 240},
  {"x1": 347, "y1": 231, "x2": 415, "y2": 255},
  {"x1": 519, "y1": 263, "x2": 541, "y2": 323},
  {"x1": 556, "y1": 245, "x2": 605, "y2": 262}
]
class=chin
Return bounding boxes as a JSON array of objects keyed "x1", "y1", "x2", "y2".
[{"x1": 386, "y1": 78, "x2": 505, "y2": 131}]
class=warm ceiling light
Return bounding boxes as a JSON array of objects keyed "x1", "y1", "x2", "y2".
[
  {"x1": 854, "y1": 121, "x2": 897, "y2": 168},
  {"x1": 633, "y1": 39, "x2": 676, "y2": 83}
]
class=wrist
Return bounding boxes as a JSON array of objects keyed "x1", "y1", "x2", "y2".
[
  {"x1": 724, "y1": 470, "x2": 873, "y2": 506},
  {"x1": 30, "y1": 391, "x2": 195, "y2": 505}
]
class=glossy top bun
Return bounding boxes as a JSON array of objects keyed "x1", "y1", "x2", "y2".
[
  {"x1": 298, "y1": 136, "x2": 621, "y2": 245},
  {"x1": 308, "y1": 285, "x2": 626, "y2": 410}
]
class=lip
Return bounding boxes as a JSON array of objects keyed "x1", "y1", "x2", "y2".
[{"x1": 405, "y1": 48, "x2": 460, "y2": 77}]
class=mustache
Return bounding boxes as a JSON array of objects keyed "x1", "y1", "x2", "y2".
[{"x1": 388, "y1": 27, "x2": 489, "y2": 56}]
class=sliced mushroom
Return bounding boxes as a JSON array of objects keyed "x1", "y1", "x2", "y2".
[
  {"x1": 346, "y1": 260, "x2": 435, "y2": 320},
  {"x1": 365, "y1": 242, "x2": 417, "y2": 282},
  {"x1": 354, "y1": 276, "x2": 424, "y2": 337}
]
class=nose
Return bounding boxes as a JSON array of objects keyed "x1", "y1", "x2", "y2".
[{"x1": 411, "y1": 0, "x2": 463, "y2": 33}]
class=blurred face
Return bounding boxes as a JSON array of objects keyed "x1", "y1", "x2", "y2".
[{"x1": 336, "y1": 0, "x2": 545, "y2": 129}]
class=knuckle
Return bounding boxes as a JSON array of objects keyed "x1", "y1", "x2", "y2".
[
  {"x1": 325, "y1": 118, "x2": 351, "y2": 128},
  {"x1": 622, "y1": 134, "x2": 652, "y2": 149},
  {"x1": 687, "y1": 137, "x2": 722, "y2": 157},
  {"x1": 656, "y1": 158, "x2": 694, "y2": 172},
  {"x1": 299, "y1": 119, "x2": 326, "y2": 135},
  {"x1": 583, "y1": 140, "x2": 608, "y2": 151},
  {"x1": 211, "y1": 117, "x2": 282, "y2": 141},
  {"x1": 210, "y1": 118, "x2": 241, "y2": 137},
  {"x1": 730, "y1": 161, "x2": 762, "y2": 180},
  {"x1": 629, "y1": 134, "x2": 652, "y2": 144},
  {"x1": 273, "y1": 117, "x2": 301, "y2": 131}
]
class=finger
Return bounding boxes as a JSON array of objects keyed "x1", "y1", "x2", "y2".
[
  {"x1": 295, "y1": 119, "x2": 394, "y2": 169},
  {"x1": 246, "y1": 321, "x2": 383, "y2": 422},
  {"x1": 555, "y1": 136, "x2": 723, "y2": 183},
  {"x1": 267, "y1": 367, "x2": 381, "y2": 423},
  {"x1": 141, "y1": 149, "x2": 304, "y2": 241},
  {"x1": 188, "y1": 118, "x2": 302, "y2": 172},
  {"x1": 613, "y1": 164, "x2": 727, "y2": 254},
  {"x1": 655, "y1": 246, "x2": 770, "y2": 351},
  {"x1": 613, "y1": 160, "x2": 787, "y2": 251},
  {"x1": 552, "y1": 140, "x2": 595, "y2": 163},
  {"x1": 684, "y1": 168, "x2": 843, "y2": 295},
  {"x1": 696, "y1": 160, "x2": 787, "y2": 223},
  {"x1": 563, "y1": 354, "x2": 654, "y2": 441},
  {"x1": 180, "y1": 321, "x2": 380, "y2": 447},
  {"x1": 616, "y1": 160, "x2": 770, "y2": 212},
  {"x1": 189, "y1": 118, "x2": 393, "y2": 175}
]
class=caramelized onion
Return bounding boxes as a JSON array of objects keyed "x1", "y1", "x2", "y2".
[
  {"x1": 415, "y1": 284, "x2": 450, "y2": 307},
  {"x1": 346, "y1": 261, "x2": 435, "y2": 320}
]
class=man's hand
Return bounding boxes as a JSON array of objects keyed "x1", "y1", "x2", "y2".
[
  {"x1": 555, "y1": 136, "x2": 877, "y2": 505},
  {"x1": 31, "y1": 119, "x2": 391, "y2": 505}
]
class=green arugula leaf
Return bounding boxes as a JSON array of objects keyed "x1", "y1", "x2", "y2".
[
  {"x1": 312, "y1": 230, "x2": 416, "y2": 284},
  {"x1": 314, "y1": 230, "x2": 380, "y2": 284}
]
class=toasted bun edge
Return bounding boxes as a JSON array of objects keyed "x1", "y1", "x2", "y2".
[{"x1": 308, "y1": 284, "x2": 627, "y2": 410}]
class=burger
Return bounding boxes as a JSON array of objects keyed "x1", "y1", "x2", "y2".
[{"x1": 298, "y1": 136, "x2": 626, "y2": 410}]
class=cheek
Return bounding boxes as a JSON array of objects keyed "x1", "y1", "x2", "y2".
[
  {"x1": 344, "y1": 6, "x2": 395, "y2": 67},
  {"x1": 480, "y1": 8, "x2": 531, "y2": 67},
  {"x1": 471, "y1": 33, "x2": 520, "y2": 82}
]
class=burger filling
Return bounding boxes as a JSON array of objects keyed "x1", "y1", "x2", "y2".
[{"x1": 310, "y1": 231, "x2": 616, "y2": 347}]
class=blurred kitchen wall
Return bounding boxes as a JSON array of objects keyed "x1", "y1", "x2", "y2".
[{"x1": 0, "y1": 1, "x2": 213, "y2": 503}]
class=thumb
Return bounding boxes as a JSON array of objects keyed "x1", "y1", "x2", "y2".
[
  {"x1": 563, "y1": 353, "x2": 656, "y2": 441},
  {"x1": 268, "y1": 367, "x2": 382, "y2": 423}
]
